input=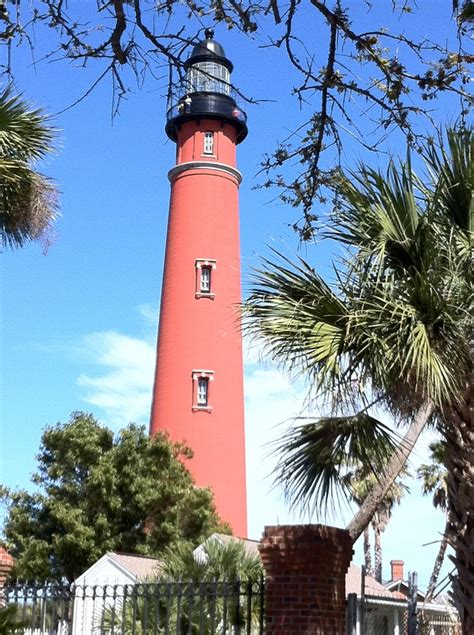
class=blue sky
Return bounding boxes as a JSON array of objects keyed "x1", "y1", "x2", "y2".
[{"x1": 1, "y1": 1, "x2": 463, "y2": 591}]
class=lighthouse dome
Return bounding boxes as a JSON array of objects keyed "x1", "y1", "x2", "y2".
[{"x1": 187, "y1": 29, "x2": 233, "y2": 72}]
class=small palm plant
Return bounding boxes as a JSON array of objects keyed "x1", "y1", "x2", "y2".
[
  {"x1": 0, "y1": 605, "x2": 26, "y2": 635},
  {"x1": 159, "y1": 538, "x2": 263, "y2": 633},
  {"x1": 100, "y1": 538, "x2": 263, "y2": 634}
]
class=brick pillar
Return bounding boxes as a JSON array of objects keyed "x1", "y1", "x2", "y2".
[
  {"x1": 0, "y1": 547, "x2": 13, "y2": 605},
  {"x1": 259, "y1": 525, "x2": 353, "y2": 635}
]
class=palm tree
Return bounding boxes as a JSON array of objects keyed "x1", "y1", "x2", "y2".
[
  {"x1": 158, "y1": 538, "x2": 264, "y2": 633},
  {"x1": 417, "y1": 440, "x2": 450, "y2": 601},
  {"x1": 246, "y1": 128, "x2": 472, "y2": 631},
  {"x1": 0, "y1": 87, "x2": 58, "y2": 250},
  {"x1": 348, "y1": 469, "x2": 407, "y2": 582},
  {"x1": 159, "y1": 536, "x2": 263, "y2": 583}
]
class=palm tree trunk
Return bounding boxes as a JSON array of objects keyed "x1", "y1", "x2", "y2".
[
  {"x1": 373, "y1": 523, "x2": 383, "y2": 583},
  {"x1": 443, "y1": 381, "x2": 474, "y2": 635},
  {"x1": 346, "y1": 399, "x2": 434, "y2": 541},
  {"x1": 425, "y1": 518, "x2": 450, "y2": 603},
  {"x1": 363, "y1": 527, "x2": 373, "y2": 577}
]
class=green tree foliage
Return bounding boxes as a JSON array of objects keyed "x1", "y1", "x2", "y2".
[
  {"x1": 246, "y1": 128, "x2": 472, "y2": 630},
  {"x1": 1, "y1": 412, "x2": 226, "y2": 582},
  {"x1": 0, "y1": 88, "x2": 58, "y2": 250},
  {"x1": 0, "y1": 605, "x2": 26, "y2": 635}
]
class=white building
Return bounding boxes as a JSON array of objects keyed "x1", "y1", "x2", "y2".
[{"x1": 72, "y1": 553, "x2": 160, "y2": 635}]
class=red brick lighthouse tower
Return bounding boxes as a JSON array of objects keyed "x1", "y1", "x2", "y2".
[{"x1": 150, "y1": 30, "x2": 248, "y2": 536}]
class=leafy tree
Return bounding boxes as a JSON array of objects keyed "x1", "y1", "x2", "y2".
[
  {"x1": 1, "y1": 2, "x2": 471, "y2": 237},
  {"x1": 1, "y1": 412, "x2": 227, "y2": 582},
  {"x1": 417, "y1": 440, "x2": 450, "y2": 601},
  {"x1": 245, "y1": 128, "x2": 472, "y2": 631},
  {"x1": 0, "y1": 88, "x2": 58, "y2": 250}
]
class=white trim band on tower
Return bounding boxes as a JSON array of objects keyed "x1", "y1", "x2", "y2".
[{"x1": 168, "y1": 161, "x2": 243, "y2": 184}]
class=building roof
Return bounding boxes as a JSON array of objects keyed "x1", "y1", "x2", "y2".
[
  {"x1": 384, "y1": 578, "x2": 425, "y2": 600},
  {"x1": 211, "y1": 533, "x2": 260, "y2": 556},
  {"x1": 346, "y1": 564, "x2": 401, "y2": 598},
  {"x1": 107, "y1": 553, "x2": 162, "y2": 580}
]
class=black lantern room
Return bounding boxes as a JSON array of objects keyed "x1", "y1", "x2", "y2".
[{"x1": 165, "y1": 29, "x2": 248, "y2": 144}]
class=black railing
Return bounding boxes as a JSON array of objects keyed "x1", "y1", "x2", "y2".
[
  {"x1": 166, "y1": 93, "x2": 247, "y2": 127},
  {"x1": 5, "y1": 579, "x2": 265, "y2": 634}
]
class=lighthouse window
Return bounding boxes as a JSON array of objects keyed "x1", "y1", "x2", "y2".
[
  {"x1": 200, "y1": 266, "x2": 211, "y2": 292},
  {"x1": 192, "y1": 369, "x2": 214, "y2": 411},
  {"x1": 195, "y1": 259, "x2": 216, "y2": 298},
  {"x1": 197, "y1": 378, "x2": 209, "y2": 406},
  {"x1": 203, "y1": 132, "x2": 214, "y2": 155}
]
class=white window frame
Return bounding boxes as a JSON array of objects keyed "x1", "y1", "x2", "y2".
[
  {"x1": 203, "y1": 131, "x2": 215, "y2": 156},
  {"x1": 192, "y1": 370, "x2": 214, "y2": 411},
  {"x1": 195, "y1": 259, "x2": 217, "y2": 298}
]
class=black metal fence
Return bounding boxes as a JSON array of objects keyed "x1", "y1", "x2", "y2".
[{"x1": 4, "y1": 579, "x2": 265, "y2": 634}]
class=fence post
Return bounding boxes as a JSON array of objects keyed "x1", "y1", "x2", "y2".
[
  {"x1": 346, "y1": 593, "x2": 357, "y2": 635},
  {"x1": 259, "y1": 524, "x2": 353, "y2": 634},
  {"x1": 0, "y1": 547, "x2": 13, "y2": 606}
]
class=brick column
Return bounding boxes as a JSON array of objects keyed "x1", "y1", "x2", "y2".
[
  {"x1": 259, "y1": 525, "x2": 353, "y2": 635},
  {"x1": 0, "y1": 547, "x2": 13, "y2": 605}
]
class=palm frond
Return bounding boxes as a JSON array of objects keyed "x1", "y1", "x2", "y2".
[
  {"x1": 417, "y1": 440, "x2": 448, "y2": 511},
  {"x1": 425, "y1": 127, "x2": 473, "y2": 236},
  {"x1": 0, "y1": 165, "x2": 59, "y2": 249},
  {"x1": 0, "y1": 89, "x2": 59, "y2": 249},
  {"x1": 351, "y1": 277, "x2": 469, "y2": 408},
  {"x1": 272, "y1": 413, "x2": 400, "y2": 517},
  {"x1": 0, "y1": 87, "x2": 56, "y2": 163},
  {"x1": 245, "y1": 251, "x2": 350, "y2": 399},
  {"x1": 331, "y1": 160, "x2": 424, "y2": 273}
]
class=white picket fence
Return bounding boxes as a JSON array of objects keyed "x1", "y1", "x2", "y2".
[{"x1": 20, "y1": 622, "x2": 70, "y2": 635}]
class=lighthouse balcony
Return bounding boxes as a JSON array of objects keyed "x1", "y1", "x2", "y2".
[{"x1": 165, "y1": 91, "x2": 248, "y2": 143}]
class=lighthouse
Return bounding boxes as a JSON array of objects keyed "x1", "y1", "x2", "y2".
[{"x1": 150, "y1": 30, "x2": 248, "y2": 537}]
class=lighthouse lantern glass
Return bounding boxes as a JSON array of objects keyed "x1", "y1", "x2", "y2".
[{"x1": 187, "y1": 62, "x2": 230, "y2": 95}]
